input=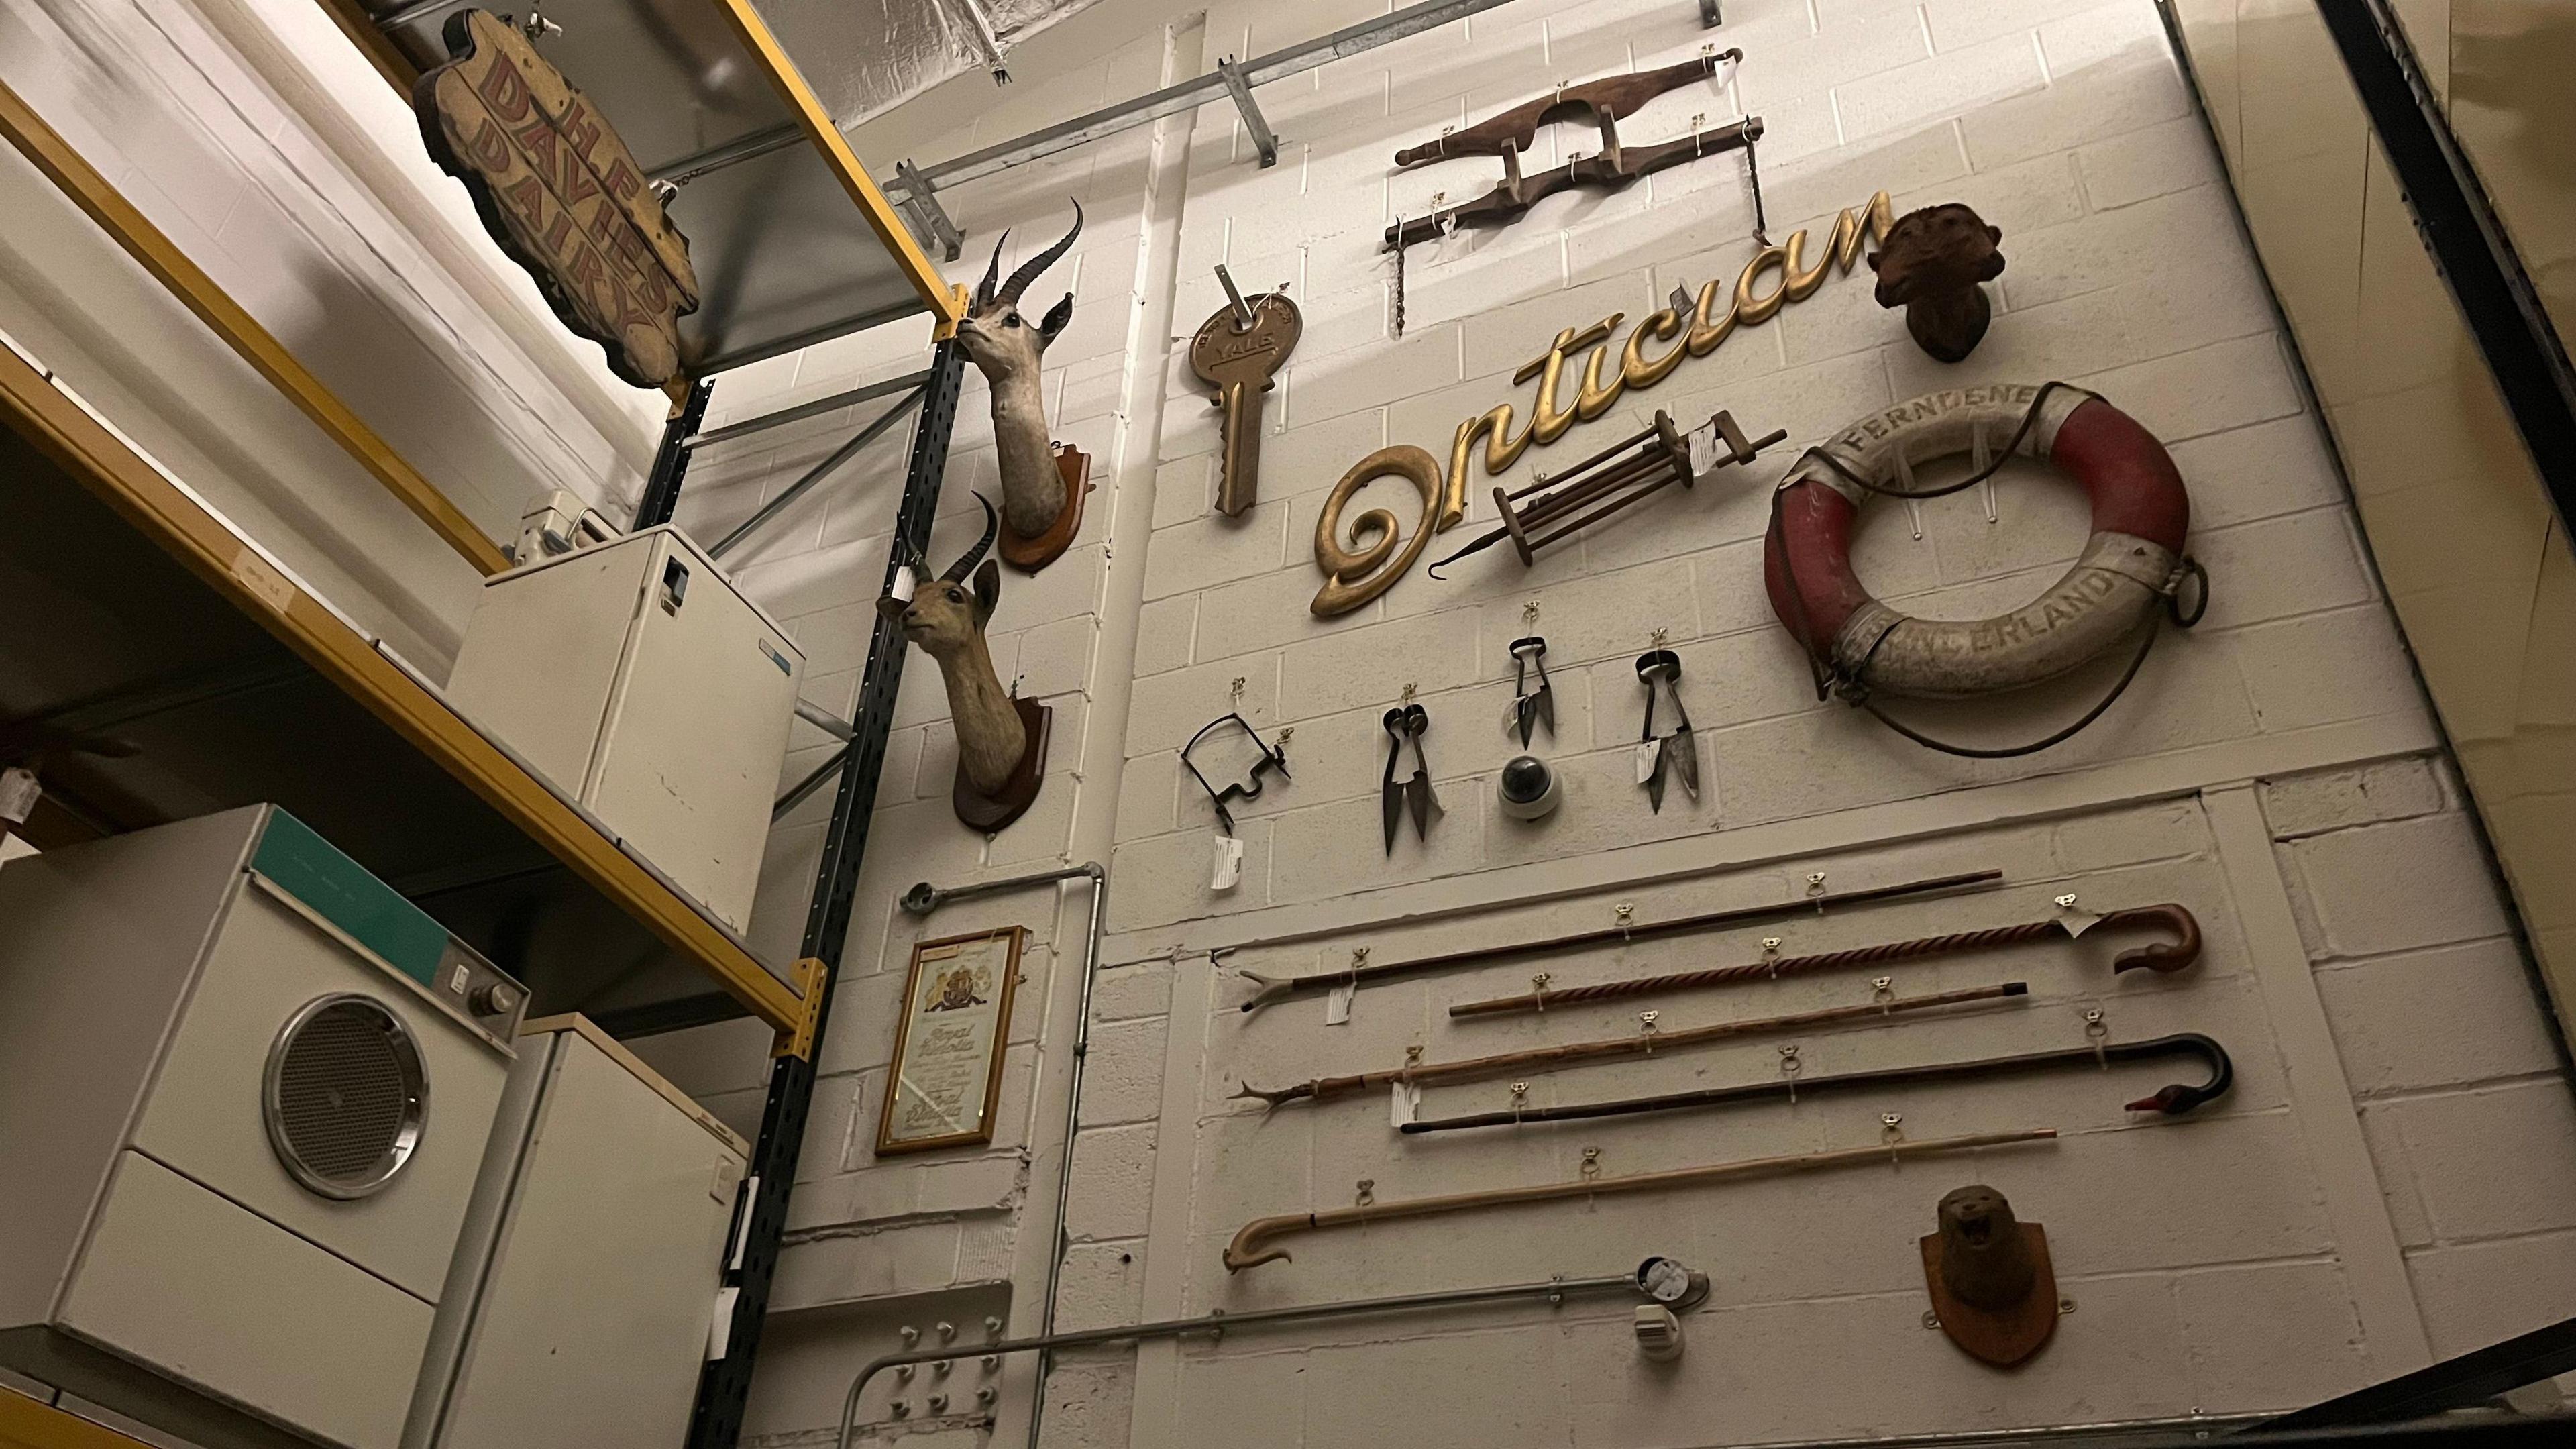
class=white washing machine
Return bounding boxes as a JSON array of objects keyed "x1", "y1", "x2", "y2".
[{"x1": 0, "y1": 806, "x2": 526, "y2": 1449}]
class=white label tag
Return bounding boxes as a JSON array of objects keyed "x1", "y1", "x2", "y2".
[
  {"x1": 706, "y1": 1286, "x2": 739, "y2": 1360},
  {"x1": 231, "y1": 547, "x2": 297, "y2": 615},
  {"x1": 450, "y1": 963, "x2": 471, "y2": 994},
  {"x1": 1688, "y1": 424, "x2": 1717, "y2": 476},
  {"x1": 1633, "y1": 741, "x2": 1660, "y2": 784},
  {"x1": 1326, "y1": 980, "x2": 1354, "y2": 1026},
  {"x1": 2057, "y1": 910, "x2": 2104, "y2": 938},
  {"x1": 1390, "y1": 1079, "x2": 1421, "y2": 1126},
  {"x1": 1210, "y1": 834, "x2": 1245, "y2": 891},
  {"x1": 888, "y1": 569, "x2": 918, "y2": 604},
  {"x1": 0, "y1": 767, "x2": 38, "y2": 825}
]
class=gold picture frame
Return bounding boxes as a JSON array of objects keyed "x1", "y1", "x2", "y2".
[{"x1": 875, "y1": 926, "x2": 1024, "y2": 1156}]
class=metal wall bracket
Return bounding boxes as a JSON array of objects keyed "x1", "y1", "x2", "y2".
[
  {"x1": 1216, "y1": 56, "x2": 1280, "y2": 167},
  {"x1": 867, "y1": 0, "x2": 1521, "y2": 254},
  {"x1": 894, "y1": 158, "x2": 965, "y2": 261}
]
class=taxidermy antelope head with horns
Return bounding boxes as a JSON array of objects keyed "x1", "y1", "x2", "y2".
[
  {"x1": 878, "y1": 496, "x2": 1026, "y2": 797},
  {"x1": 955, "y1": 203, "x2": 1083, "y2": 540}
]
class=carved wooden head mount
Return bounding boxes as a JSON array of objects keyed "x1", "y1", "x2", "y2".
[
  {"x1": 1921, "y1": 1183, "x2": 2058, "y2": 1367},
  {"x1": 1935, "y1": 1185, "x2": 2035, "y2": 1310},
  {"x1": 1868, "y1": 203, "x2": 2006, "y2": 364}
]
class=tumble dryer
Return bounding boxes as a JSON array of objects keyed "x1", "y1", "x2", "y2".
[
  {"x1": 0, "y1": 806, "x2": 525, "y2": 1449},
  {"x1": 406, "y1": 1015, "x2": 745, "y2": 1449}
]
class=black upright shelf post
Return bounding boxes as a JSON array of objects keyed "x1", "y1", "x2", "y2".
[
  {"x1": 635, "y1": 377, "x2": 716, "y2": 529},
  {"x1": 685, "y1": 341, "x2": 967, "y2": 1449}
]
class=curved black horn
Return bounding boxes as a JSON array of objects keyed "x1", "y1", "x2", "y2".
[
  {"x1": 997, "y1": 201, "x2": 1083, "y2": 305},
  {"x1": 941, "y1": 494, "x2": 1001, "y2": 582},
  {"x1": 973, "y1": 229, "x2": 1011, "y2": 310}
]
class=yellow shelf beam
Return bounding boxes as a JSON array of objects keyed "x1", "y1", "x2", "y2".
[
  {"x1": 708, "y1": 0, "x2": 970, "y2": 336},
  {"x1": 0, "y1": 341, "x2": 805, "y2": 1034},
  {"x1": 0, "y1": 1391, "x2": 155, "y2": 1449},
  {"x1": 0, "y1": 76, "x2": 512, "y2": 577}
]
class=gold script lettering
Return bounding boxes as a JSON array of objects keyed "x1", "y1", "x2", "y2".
[
  {"x1": 1733, "y1": 241, "x2": 1793, "y2": 325},
  {"x1": 1621, "y1": 308, "x2": 1689, "y2": 389},
  {"x1": 1313, "y1": 446, "x2": 1447, "y2": 616},
  {"x1": 1523, "y1": 315, "x2": 1622, "y2": 446},
  {"x1": 1411, "y1": 189, "x2": 1894, "y2": 539}
]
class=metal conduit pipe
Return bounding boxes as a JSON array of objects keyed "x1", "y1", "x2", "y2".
[
  {"x1": 835, "y1": 1269, "x2": 1662, "y2": 1449},
  {"x1": 897, "y1": 862, "x2": 1106, "y2": 1449}
]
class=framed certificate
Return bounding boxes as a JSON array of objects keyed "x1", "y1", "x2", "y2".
[{"x1": 875, "y1": 926, "x2": 1024, "y2": 1156}]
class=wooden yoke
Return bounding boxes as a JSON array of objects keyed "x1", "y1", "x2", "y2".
[{"x1": 1392, "y1": 50, "x2": 1739, "y2": 167}]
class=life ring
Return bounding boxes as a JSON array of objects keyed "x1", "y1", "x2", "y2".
[{"x1": 1764, "y1": 384, "x2": 2193, "y2": 701}]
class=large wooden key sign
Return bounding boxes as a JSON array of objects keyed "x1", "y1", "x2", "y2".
[{"x1": 415, "y1": 9, "x2": 700, "y2": 388}]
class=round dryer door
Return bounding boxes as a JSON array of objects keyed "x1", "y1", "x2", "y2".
[{"x1": 262, "y1": 993, "x2": 429, "y2": 1199}]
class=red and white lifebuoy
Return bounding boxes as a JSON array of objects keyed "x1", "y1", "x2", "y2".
[{"x1": 1764, "y1": 384, "x2": 2192, "y2": 700}]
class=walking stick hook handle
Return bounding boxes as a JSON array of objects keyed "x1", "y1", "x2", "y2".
[{"x1": 2105, "y1": 904, "x2": 2200, "y2": 975}]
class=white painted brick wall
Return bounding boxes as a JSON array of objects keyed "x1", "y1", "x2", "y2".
[
  {"x1": 2263, "y1": 764, "x2": 2576, "y2": 1379},
  {"x1": 614, "y1": 0, "x2": 2576, "y2": 1444}
]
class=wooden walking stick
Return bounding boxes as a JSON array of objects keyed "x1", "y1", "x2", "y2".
[
  {"x1": 1222, "y1": 1128, "x2": 2058, "y2": 1271},
  {"x1": 1235, "y1": 867, "x2": 2004, "y2": 1011},
  {"x1": 1446, "y1": 904, "x2": 2201, "y2": 1019},
  {"x1": 1236, "y1": 981, "x2": 2029, "y2": 1108}
]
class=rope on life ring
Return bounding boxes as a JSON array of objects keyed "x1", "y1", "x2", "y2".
[{"x1": 1762, "y1": 382, "x2": 2209, "y2": 759}]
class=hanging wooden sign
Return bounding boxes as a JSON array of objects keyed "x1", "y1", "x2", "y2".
[
  {"x1": 876, "y1": 926, "x2": 1025, "y2": 1156},
  {"x1": 415, "y1": 9, "x2": 701, "y2": 388}
]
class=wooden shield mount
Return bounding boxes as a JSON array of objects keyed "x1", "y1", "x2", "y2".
[
  {"x1": 1920, "y1": 1185, "x2": 2059, "y2": 1368},
  {"x1": 415, "y1": 10, "x2": 701, "y2": 388},
  {"x1": 953, "y1": 696, "x2": 1051, "y2": 833}
]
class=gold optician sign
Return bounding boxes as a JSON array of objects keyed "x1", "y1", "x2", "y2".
[{"x1": 1311, "y1": 191, "x2": 1896, "y2": 616}]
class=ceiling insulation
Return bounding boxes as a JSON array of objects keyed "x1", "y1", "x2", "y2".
[{"x1": 755, "y1": 0, "x2": 1107, "y2": 126}]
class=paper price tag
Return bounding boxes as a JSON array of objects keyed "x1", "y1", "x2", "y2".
[
  {"x1": 1390, "y1": 1079, "x2": 1421, "y2": 1127},
  {"x1": 1326, "y1": 980, "x2": 1354, "y2": 1026},
  {"x1": 1688, "y1": 423, "x2": 1717, "y2": 476},
  {"x1": 0, "y1": 767, "x2": 38, "y2": 826},
  {"x1": 1210, "y1": 833, "x2": 1245, "y2": 891},
  {"x1": 1633, "y1": 741, "x2": 1661, "y2": 784}
]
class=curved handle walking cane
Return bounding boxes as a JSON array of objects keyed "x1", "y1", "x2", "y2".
[
  {"x1": 2100, "y1": 903, "x2": 2200, "y2": 974},
  {"x1": 1397, "y1": 1030, "x2": 2238, "y2": 1135},
  {"x1": 1445, "y1": 903, "x2": 2206, "y2": 1018}
]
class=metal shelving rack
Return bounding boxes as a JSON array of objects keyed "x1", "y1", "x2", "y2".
[
  {"x1": 647, "y1": 345, "x2": 968, "y2": 1448},
  {"x1": 13, "y1": 1, "x2": 1686, "y2": 1444},
  {"x1": 1, "y1": 2, "x2": 969, "y2": 1437}
]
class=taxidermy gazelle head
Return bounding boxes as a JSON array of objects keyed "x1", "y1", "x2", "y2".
[
  {"x1": 955, "y1": 203, "x2": 1083, "y2": 540},
  {"x1": 877, "y1": 495, "x2": 1027, "y2": 797}
]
